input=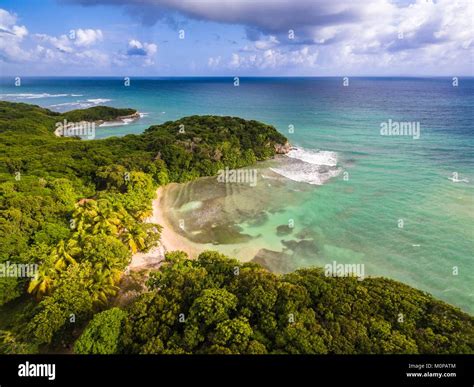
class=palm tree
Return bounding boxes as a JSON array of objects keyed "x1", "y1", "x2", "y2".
[
  {"x1": 27, "y1": 262, "x2": 56, "y2": 299},
  {"x1": 73, "y1": 199, "x2": 99, "y2": 219},
  {"x1": 88, "y1": 263, "x2": 121, "y2": 306},
  {"x1": 51, "y1": 239, "x2": 80, "y2": 271},
  {"x1": 92, "y1": 213, "x2": 120, "y2": 235},
  {"x1": 136, "y1": 208, "x2": 153, "y2": 222},
  {"x1": 113, "y1": 203, "x2": 132, "y2": 229},
  {"x1": 122, "y1": 223, "x2": 148, "y2": 254},
  {"x1": 91, "y1": 199, "x2": 123, "y2": 235},
  {"x1": 71, "y1": 199, "x2": 99, "y2": 239}
]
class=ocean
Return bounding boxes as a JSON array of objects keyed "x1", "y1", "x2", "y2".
[{"x1": 1, "y1": 77, "x2": 473, "y2": 313}]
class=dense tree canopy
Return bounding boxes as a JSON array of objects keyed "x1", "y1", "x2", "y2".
[
  {"x1": 117, "y1": 251, "x2": 474, "y2": 355},
  {"x1": 74, "y1": 307, "x2": 127, "y2": 354}
]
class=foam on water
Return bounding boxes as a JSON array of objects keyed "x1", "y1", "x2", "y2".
[
  {"x1": 287, "y1": 147, "x2": 338, "y2": 167},
  {"x1": 271, "y1": 147, "x2": 341, "y2": 185},
  {"x1": 0, "y1": 93, "x2": 69, "y2": 99},
  {"x1": 99, "y1": 121, "x2": 130, "y2": 127},
  {"x1": 49, "y1": 98, "x2": 113, "y2": 111},
  {"x1": 86, "y1": 98, "x2": 112, "y2": 104}
]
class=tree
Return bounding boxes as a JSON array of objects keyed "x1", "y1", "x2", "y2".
[
  {"x1": 74, "y1": 308, "x2": 127, "y2": 354},
  {"x1": 147, "y1": 159, "x2": 170, "y2": 186},
  {"x1": 188, "y1": 288, "x2": 238, "y2": 327},
  {"x1": 0, "y1": 330, "x2": 35, "y2": 354},
  {"x1": 27, "y1": 255, "x2": 57, "y2": 299},
  {"x1": 211, "y1": 317, "x2": 254, "y2": 354},
  {"x1": 0, "y1": 277, "x2": 21, "y2": 306},
  {"x1": 81, "y1": 235, "x2": 131, "y2": 269},
  {"x1": 88, "y1": 263, "x2": 121, "y2": 306},
  {"x1": 122, "y1": 224, "x2": 147, "y2": 254},
  {"x1": 119, "y1": 253, "x2": 474, "y2": 355},
  {"x1": 121, "y1": 223, "x2": 160, "y2": 254},
  {"x1": 71, "y1": 200, "x2": 99, "y2": 238},
  {"x1": 91, "y1": 200, "x2": 123, "y2": 235},
  {"x1": 96, "y1": 164, "x2": 128, "y2": 192},
  {"x1": 47, "y1": 178, "x2": 78, "y2": 208},
  {"x1": 51, "y1": 239, "x2": 80, "y2": 271},
  {"x1": 28, "y1": 263, "x2": 94, "y2": 344}
]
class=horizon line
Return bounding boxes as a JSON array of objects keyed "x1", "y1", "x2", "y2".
[{"x1": 1, "y1": 75, "x2": 473, "y2": 79}]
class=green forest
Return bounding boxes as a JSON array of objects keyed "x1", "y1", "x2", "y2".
[{"x1": 0, "y1": 101, "x2": 472, "y2": 354}]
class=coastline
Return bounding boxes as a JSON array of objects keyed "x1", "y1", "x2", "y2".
[
  {"x1": 128, "y1": 185, "x2": 201, "y2": 271},
  {"x1": 54, "y1": 111, "x2": 141, "y2": 137},
  {"x1": 128, "y1": 179, "x2": 275, "y2": 271},
  {"x1": 128, "y1": 144, "x2": 293, "y2": 271},
  {"x1": 152, "y1": 184, "x2": 202, "y2": 258}
]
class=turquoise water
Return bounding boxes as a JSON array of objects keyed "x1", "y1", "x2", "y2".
[{"x1": 1, "y1": 77, "x2": 473, "y2": 313}]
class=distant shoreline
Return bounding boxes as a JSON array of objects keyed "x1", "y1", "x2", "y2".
[{"x1": 54, "y1": 111, "x2": 141, "y2": 137}]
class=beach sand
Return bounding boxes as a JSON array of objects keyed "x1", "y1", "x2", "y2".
[{"x1": 128, "y1": 185, "x2": 201, "y2": 271}]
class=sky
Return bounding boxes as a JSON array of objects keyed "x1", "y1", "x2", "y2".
[{"x1": 0, "y1": 0, "x2": 472, "y2": 76}]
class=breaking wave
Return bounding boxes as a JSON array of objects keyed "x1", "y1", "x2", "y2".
[{"x1": 271, "y1": 147, "x2": 341, "y2": 185}]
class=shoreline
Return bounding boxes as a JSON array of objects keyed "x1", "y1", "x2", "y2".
[
  {"x1": 153, "y1": 184, "x2": 202, "y2": 258},
  {"x1": 128, "y1": 185, "x2": 201, "y2": 271},
  {"x1": 128, "y1": 153, "x2": 292, "y2": 271},
  {"x1": 54, "y1": 111, "x2": 141, "y2": 137}
]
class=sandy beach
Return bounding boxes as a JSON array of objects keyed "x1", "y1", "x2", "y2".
[{"x1": 128, "y1": 185, "x2": 201, "y2": 271}]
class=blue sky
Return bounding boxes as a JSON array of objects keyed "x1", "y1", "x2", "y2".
[{"x1": 0, "y1": 0, "x2": 473, "y2": 76}]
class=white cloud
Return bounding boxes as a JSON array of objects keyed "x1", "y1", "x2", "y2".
[
  {"x1": 74, "y1": 28, "x2": 103, "y2": 46},
  {"x1": 35, "y1": 34, "x2": 74, "y2": 53},
  {"x1": 0, "y1": 9, "x2": 20, "y2": 32},
  {"x1": 122, "y1": 39, "x2": 158, "y2": 66},
  {"x1": 127, "y1": 39, "x2": 157, "y2": 56},
  {"x1": 66, "y1": 0, "x2": 474, "y2": 74},
  {"x1": 11, "y1": 25, "x2": 28, "y2": 39},
  {"x1": 229, "y1": 46, "x2": 318, "y2": 70},
  {"x1": 254, "y1": 35, "x2": 279, "y2": 50},
  {"x1": 0, "y1": 7, "x2": 159, "y2": 73},
  {"x1": 229, "y1": 53, "x2": 241, "y2": 68},
  {"x1": 34, "y1": 28, "x2": 103, "y2": 55},
  {"x1": 0, "y1": 8, "x2": 109, "y2": 69},
  {"x1": 2, "y1": 1, "x2": 473, "y2": 75},
  {"x1": 0, "y1": 9, "x2": 31, "y2": 62}
]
